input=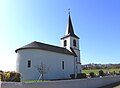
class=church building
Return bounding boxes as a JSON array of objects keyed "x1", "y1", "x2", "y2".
[{"x1": 15, "y1": 13, "x2": 81, "y2": 80}]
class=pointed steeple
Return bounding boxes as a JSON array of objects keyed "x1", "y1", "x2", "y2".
[
  {"x1": 65, "y1": 14, "x2": 74, "y2": 35},
  {"x1": 61, "y1": 13, "x2": 79, "y2": 39}
]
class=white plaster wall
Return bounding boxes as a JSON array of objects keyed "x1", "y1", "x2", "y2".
[
  {"x1": 61, "y1": 37, "x2": 70, "y2": 49},
  {"x1": 61, "y1": 36, "x2": 80, "y2": 63},
  {"x1": 70, "y1": 36, "x2": 79, "y2": 49},
  {"x1": 61, "y1": 37, "x2": 79, "y2": 50},
  {"x1": 1, "y1": 76, "x2": 120, "y2": 88},
  {"x1": 61, "y1": 36, "x2": 81, "y2": 73},
  {"x1": 70, "y1": 37, "x2": 81, "y2": 73},
  {"x1": 16, "y1": 49, "x2": 75, "y2": 80}
]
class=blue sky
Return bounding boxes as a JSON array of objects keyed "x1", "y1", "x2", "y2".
[{"x1": 0, "y1": 0, "x2": 120, "y2": 71}]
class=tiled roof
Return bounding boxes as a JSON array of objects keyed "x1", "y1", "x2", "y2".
[{"x1": 15, "y1": 41, "x2": 76, "y2": 56}]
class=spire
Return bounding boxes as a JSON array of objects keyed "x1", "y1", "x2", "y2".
[
  {"x1": 65, "y1": 14, "x2": 74, "y2": 35},
  {"x1": 64, "y1": 12, "x2": 79, "y2": 39}
]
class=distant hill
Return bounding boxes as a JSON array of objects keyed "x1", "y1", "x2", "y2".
[{"x1": 82, "y1": 63, "x2": 120, "y2": 70}]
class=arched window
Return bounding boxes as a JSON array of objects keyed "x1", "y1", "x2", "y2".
[
  {"x1": 73, "y1": 39, "x2": 76, "y2": 47},
  {"x1": 64, "y1": 40, "x2": 67, "y2": 46}
]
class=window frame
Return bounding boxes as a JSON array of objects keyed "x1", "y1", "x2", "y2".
[
  {"x1": 27, "y1": 60, "x2": 31, "y2": 68},
  {"x1": 73, "y1": 39, "x2": 76, "y2": 47},
  {"x1": 62, "y1": 61, "x2": 64, "y2": 70},
  {"x1": 64, "y1": 40, "x2": 67, "y2": 47}
]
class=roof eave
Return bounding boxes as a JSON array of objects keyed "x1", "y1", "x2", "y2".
[
  {"x1": 15, "y1": 45, "x2": 75, "y2": 56},
  {"x1": 61, "y1": 34, "x2": 79, "y2": 40}
]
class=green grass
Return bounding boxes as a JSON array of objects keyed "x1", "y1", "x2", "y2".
[{"x1": 82, "y1": 68, "x2": 120, "y2": 74}]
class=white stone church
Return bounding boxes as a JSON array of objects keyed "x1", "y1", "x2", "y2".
[{"x1": 15, "y1": 14, "x2": 81, "y2": 80}]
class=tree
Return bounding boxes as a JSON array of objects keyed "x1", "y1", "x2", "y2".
[{"x1": 35, "y1": 62, "x2": 49, "y2": 81}]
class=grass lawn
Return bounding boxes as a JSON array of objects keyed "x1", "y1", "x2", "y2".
[{"x1": 82, "y1": 68, "x2": 120, "y2": 74}]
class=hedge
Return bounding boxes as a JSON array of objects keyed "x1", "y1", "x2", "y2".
[
  {"x1": 0, "y1": 71, "x2": 21, "y2": 82},
  {"x1": 77, "y1": 73, "x2": 87, "y2": 79},
  {"x1": 70, "y1": 74, "x2": 75, "y2": 79}
]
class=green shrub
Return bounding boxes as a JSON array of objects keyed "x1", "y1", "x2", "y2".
[
  {"x1": 9, "y1": 72, "x2": 21, "y2": 82},
  {"x1": 0, "y1": 72, "x2": 21, "y2": 82},
  {"x1": 89, "y1": 72, "x2": 95, "y2": 78},
  {"x1": 77, "y1": 73, "x2": 87, "y2": 79},
  {"x1": 70, "y1": 74, "x2": 75, "y2": 79},
  {"x1": 99, "y1": 70, "x2": 104, "y2": 77}
]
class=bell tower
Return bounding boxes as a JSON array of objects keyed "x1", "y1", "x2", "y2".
[{"x1": 61, "y1": 12, "x2": 81, "y2": 73}]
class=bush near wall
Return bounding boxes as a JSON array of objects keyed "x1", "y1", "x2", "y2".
[
  {"x1": 99, "y1": 70, "x2": 104, "y2": 77},
  {"x1": 0, "y1": 71, "x2": 21, "y2": 82},
  {"x1": 77, "y1": 73, "x2": 87, "y2": 79},
  {"x1": 70, "y1": 74, "x2": 75, "y2": 79},
  {"x1": 89, "y1": 72, "x2": 95, "y2": 78}
]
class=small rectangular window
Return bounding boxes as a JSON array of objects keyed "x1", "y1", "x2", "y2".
[
  {"x1": 28, "y1": 60, "x2": 31, "y2": 68},
  {"x1": 64, "y1": 40, "x2": 67, "y2": 46},
  {"x1": 62, "y1": 61, "x2": 64, "y2": 70}
]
